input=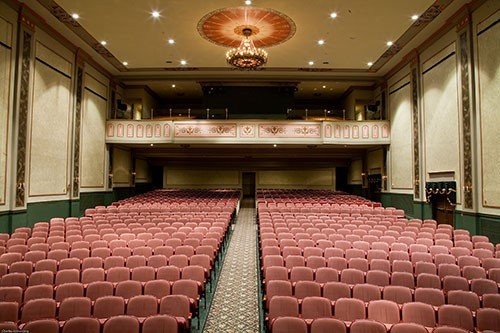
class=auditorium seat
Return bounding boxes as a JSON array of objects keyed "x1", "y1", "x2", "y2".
[
  {"x1": 102, "y1": 315, "x2": 139, "y2": 333},
  {"x1": 62, "y1": 317, "x2": 101, "y2": 333},
  {"x1": 310, "y1": 317, "x2": 347, "y2": 333}
]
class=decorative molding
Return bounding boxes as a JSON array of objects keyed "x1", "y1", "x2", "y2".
[
  {"x1": 459, "y1": 28, "x2": 473, "y2": 209},
  {"x1": 238, "y1": 124, "x2": 256, "y2": 138},
  {"x1": 15, "y1": 31, "x2": 32, "y2": 207},
  {"x1": 72, "y1": 66, "x2": 83, "y2": 198},
  {"x1": 106, "y1": 120, "x2": 390, "y2": 145},
  {"x1": 197, "y1": 6, "x2": 296, "y2": 48},
  {"x1": 411, "y1": 65, "x2": 421, "y2": 199},
  {"x1": 259, "y1": 124, "x2": 321, "y2": 138},
  {"x1": 175, "y1": 123, "x2": 237, "y2": 137}
]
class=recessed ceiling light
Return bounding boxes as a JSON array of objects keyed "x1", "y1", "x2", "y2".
[
  {"x1": 322, "y1": 85, "x2": 326, "y2": 89},
  {"x1": 151, "y1": 11, "x2": 160, "y2": 18},
  {"x1": 180, "y1": 60, "x2": 187, "y2": 65},
  {"x1": 100, "y1": 40, "x2": 107, "y2": 46},
  {"x1": 411, "y1": 14, "x2": 419, "y2": 20},
  {"x1": 273, "y1": 144, "x2": 277, "y2": 148},
  {"x1": 330, "y1": 12, "x2": 338, "y2": 19},
  {"x1": 386, "y1": 41, "x2": 393, "y2": 46},
  {"x1": 71, "y1": 13, "x2": 79, "y2": 19},
  {"x1": 367, "y1": 62, "x2": 373, "y2": 67},
  {"x1": 150, "y1": 144, "x2": 154, "y2": 147},
  {"x1": 122, "y1": 61, "x2": 128, "y2": 66},
  {"x1": 167, "y1": 38, "x2": 175, "y2": 45},
  {"x1": 318, "y1": 39, "x2": 325, "y2": 45},
  {"x1": 308, "y1": 61, "x2": 314, "y2": 66},
  {"x1": 171, "y1": 84, "x2": 176, "y2": 88},
  {"x1": 245, "y1": 0, "x2": 252, "y2": 5}
]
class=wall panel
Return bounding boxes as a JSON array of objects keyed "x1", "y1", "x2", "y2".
[
  {"x1": 388, "y1": 78, "x2": 413, "y2": 190},
  {"x1": 422, "y1": 45, "x2": 461, "y2": 202},
  {"x1": 112, "y1": 148, "x2": 131, "y2": 186},
  {"x1": 165, "y1": 169, "x2": 240, "y2": 188},
  {"x1": 81, "y1": 89, "x2": 106, "y2": 188},
  {"x1": 477, "y1": 20, "x2": 500, "y2": 208},
  {"x1": 135, "y1": 159, "x2": 150, "y2": 183},
  {"x1": 0, "y1": 17, "x2": 12, "y2": 205},
  {"x1": 259, "y1": 170, "x2": 334, "y2": 189},
  {"x1": 28, "y1": 59, "x2": 71, "y2": 196}
]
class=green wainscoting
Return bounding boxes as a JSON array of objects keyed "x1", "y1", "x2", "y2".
[
  {"x1": 380, "y1": 192, "x2": 432, "y2": 220},
  {"x1": 0, "y1": 188, "x2": 146, "y2": 234},
  {"x1": 454, "y1": 211, "x2": 478, "y2": 236}
]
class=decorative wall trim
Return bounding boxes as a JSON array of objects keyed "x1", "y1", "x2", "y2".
[
  {"x1": 105, "y1": 120, "x2": 391, "y2": 145},
  {"x1": 458, "y1": 23, "x2": 474, "y2": 209},
  {"x1": 411, "y1": 64, "x2": 421, "y2": 199},
  {"x1": 15, "y1": 30, "x2": 32, "y2": 207},
  {"x1": 72, "y1": 66, "x2": 83, "y2": 198}
]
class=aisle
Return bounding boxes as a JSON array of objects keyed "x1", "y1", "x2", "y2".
[{"x1": 203, "y1": 199, "x2": 260, "y2": 332}]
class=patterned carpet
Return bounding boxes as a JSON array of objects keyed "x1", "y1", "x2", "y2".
[{"x1": 203, "y1": 200, "x2": 260, "y2": 333}]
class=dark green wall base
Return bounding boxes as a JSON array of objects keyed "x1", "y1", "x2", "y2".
[
  {"x1": 380, "y1": 192, "x2": 500, "y2": 243},
  {"x1": 347, "y1": 185, "x2": 365, "y2": 197},
  {"x1": 0, "y1": 187, "x2": 146, "y2": 234},
  {"x1": 455, "y1": 211, "x2": 500, "y2": 244}
]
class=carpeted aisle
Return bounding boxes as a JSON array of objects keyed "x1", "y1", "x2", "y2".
[{"x1": 203, "y1": 199, "x2": 260, "y2": 333}]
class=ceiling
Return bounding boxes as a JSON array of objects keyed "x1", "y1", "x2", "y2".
[{"x1": 33, "y1": 0, "x2": 460, "y2": 101}]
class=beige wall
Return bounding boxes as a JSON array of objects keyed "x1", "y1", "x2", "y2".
[
  {"x1": 388, "y1": 75, "x2": 413, "y2": 191},
  {"x1": 135, "y1": 159, "x2": 150, "y2": 183},
  {"x1": 0, "y1": 12, "x2": 13, "y2": 207},
  {"x1": 80, "y1": 68, "x2": 108, "y2": 190},
  {"x1": 258, "y1": 170, "x2": 335, "y2": 189},
  {"x1": 367, "y1": 149, "x2": 384, "y2": 175},
  {"x1": 475, "y1": 9, "x2": 500, "y2": 211},
  {"x1": 112, "y1": 148, "x2": 132, "y2": 186},
  {"x1": 422, "y1": 43, "x2": 461, "y2": 203},
  {"x1": 28, "y1": 47, "x2": 72, "y2": 197},
  {"x1": 164, "y1": 169, "x2": 241, "y2": 188},
  {"x1": 348, "y1": 160, "x2": 363, "y2": 185}
]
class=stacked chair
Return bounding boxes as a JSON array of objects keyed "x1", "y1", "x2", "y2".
[
  {"x1": 0, "y1": 189, "x2": 239, "y2": 333},
  {"x1": 258, "y1": 189, "x2": 500, "y2": 333}
]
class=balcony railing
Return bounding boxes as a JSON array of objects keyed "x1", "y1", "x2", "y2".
[{"x1": 105, "y1": 119, "x2": 390, "y2": 145}]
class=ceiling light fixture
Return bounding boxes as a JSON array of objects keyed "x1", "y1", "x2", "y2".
[
  {"x1": 226, "y1": 27, "x2": 267, "y2": 69},
  {"x1": 122, "y1": 61, "x2": 128, "y2": 66},
  {"x1": 100, "y1": 40, "x2": 107, "y2": 46},
  {"x1": 167, "y1": 38, "x2": 175, "y2": 44},
  {"x1": 386, "y1": 41, "x2": 393, "y2": 46},
  {"x1": 330, "y1": 12, "x2": 338, "y2": 19},
  {"x1": 151, "y1": 11, "x2": 160, "y2": 18},
  {"x1": 71, "y1": 13, "x2": 79, "y2": 19},
  {"x1": 318, "y1": 39, "x2": 325, "y2": 45},
  {"x1": 171, "y1": 84, "x2": 176, "y2": 88},
  {"x1": 308, "y1": 61, "x2": 314, "y2": 66},
  {"x1": 411, "y1": 14, "x2": 419, "y2": 20},
  {"x1": 367, "y1": 61, "x2": 373, "y2": 66},
  {"x1": 245, "y1": 0, "x2": 252, "y2": 5},
  {"x1": 180, "y1": 60, "x2": 187, "y2": 65}
]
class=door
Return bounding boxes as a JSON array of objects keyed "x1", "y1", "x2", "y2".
[
  {"x1": 432, "y1": 194, "x2": 454, "y2": 226},
  {"x1": 241, "y1": 172, "x2": 256, "y2": 199}
]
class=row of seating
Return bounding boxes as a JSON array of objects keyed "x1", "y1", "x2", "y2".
[
  {"x1": 0, "y1": 294, "x2": 192, "y2": 324},
  {"x1": 271, "y1": 316, "x2": 493, "y2": 333},
  {"x1": 1, "y1": 251, "x2": 214, "y2": 275},
  {"x1": 267, "y1": 296, "x2": 500, "y2": 332},
  {"x1": 262, "y1": 251, "x2": 500, "y2": 272},
  {"x1": 265, "y1": 280, "x2": 500, "y2": 311},
  {"x1": 1, "y1": 263, "x2": 208, "y2": 288},
  {"x1": 1, "y1": 278, "x2": 198, "y2": 304},
  {"x1": 0, "y1": 314, "x2": 180, "y2": 333},
  {"x1": 265, "y1": 280, "x2": 500, "y2": 310},
  {"x1": 264, "y1": 261, "x2": 500, "y2": 286}
]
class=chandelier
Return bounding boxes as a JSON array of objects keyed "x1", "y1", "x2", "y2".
[{"x1": 226, "y1": 28, "x2": 268, "y2": 69}]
